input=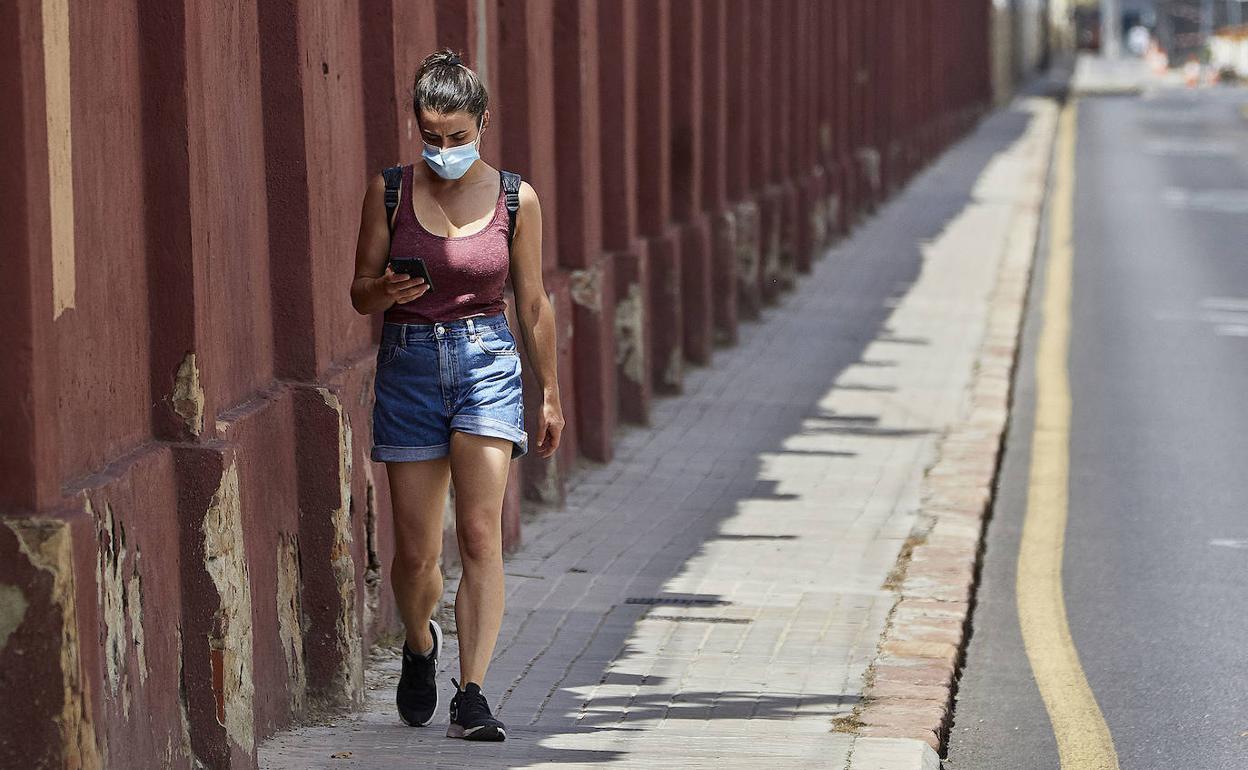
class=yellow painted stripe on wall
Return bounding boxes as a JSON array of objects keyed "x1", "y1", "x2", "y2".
[{"x1": 43, "y1": 0, "x2": 75, "y2": 318}]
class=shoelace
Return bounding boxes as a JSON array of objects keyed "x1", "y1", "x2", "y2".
[{"x1": 450, "y1": 678, "x2": 491, "y2": 713}]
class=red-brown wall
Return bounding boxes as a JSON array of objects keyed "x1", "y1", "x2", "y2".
[{"x1": 0, "y1": 1, "x2": 992, "y2": 766}]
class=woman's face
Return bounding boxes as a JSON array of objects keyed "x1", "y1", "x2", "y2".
[{"x1": 418, "y1": 108, "x2": 487, "y2": 150}]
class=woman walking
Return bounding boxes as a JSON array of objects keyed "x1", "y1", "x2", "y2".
[{"x1": 349, "y1": 49, "x2": 564, "y2": 742}]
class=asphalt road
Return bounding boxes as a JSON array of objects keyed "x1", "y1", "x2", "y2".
[{"x1": 945, "y1": 85, "x2": 1248, "y2": 770}]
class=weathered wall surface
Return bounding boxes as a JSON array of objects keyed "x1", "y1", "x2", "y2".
[{"x1": 0, "y1": 1, "x2": 991, "y2": 767}]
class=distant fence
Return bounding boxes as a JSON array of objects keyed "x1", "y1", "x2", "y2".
[{"x1": 0, "y1": 1, "x2": 991, "y2": 767}]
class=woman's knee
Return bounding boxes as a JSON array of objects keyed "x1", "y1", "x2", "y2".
[
  {"x1": 393, "y1": 547, "x2": 442, "y2": 579},
  {"x1": 455, "y1": 513, "x2": 502, "y2": 563}
]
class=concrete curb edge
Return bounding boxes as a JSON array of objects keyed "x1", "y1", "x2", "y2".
[{"x1": 841, "y1": 94, "x2": 1064, "y2": 769}]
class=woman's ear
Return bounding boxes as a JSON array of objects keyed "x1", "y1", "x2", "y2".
[{"x1": 479, "y1": 109, "x2": 491, "y2": 134}]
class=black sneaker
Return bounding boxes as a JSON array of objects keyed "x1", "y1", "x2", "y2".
[
  {"x1": 446, "y1": 677, "x2": 506, "y2": 741},
  {"x1": 397, "y1": 619, "x2": 442, "y2": 726}
]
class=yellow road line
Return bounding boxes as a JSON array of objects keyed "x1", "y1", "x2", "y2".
[{"x1": 1015, "y1": 100, "x2": 1120, "y2": 769}]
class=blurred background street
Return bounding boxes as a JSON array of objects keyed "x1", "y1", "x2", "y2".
[{"x1": 3, "y1": 1, "x2": 1247, "y2": 769}]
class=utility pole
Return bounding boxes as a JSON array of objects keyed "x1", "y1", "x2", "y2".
[{"x1": 1101, "y1": 0, "x2": 1122, "y2": 57}]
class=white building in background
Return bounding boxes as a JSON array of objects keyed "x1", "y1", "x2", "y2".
[{"x1": 1209, "y1": 26, "x2": 1248, "y2": 76}]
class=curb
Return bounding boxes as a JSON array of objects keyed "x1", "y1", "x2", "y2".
[{"x1": 843, "y1": 95, "x2": 1062, "y2": 768}]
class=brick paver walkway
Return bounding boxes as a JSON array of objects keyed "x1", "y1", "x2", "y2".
[{"x1": 259, "y1": 102, "x2": 1041, "y2": 770}]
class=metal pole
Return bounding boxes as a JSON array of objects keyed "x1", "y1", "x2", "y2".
[{"x1": 1101, "y1": 0, "x2": 1122, "y2": 58}]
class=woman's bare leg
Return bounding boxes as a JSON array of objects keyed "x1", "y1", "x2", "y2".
[
  {"x1": 448, "y1": 431, "x2": 512, "y2": 687},
  {"x1": 386, "y1": 456, "x2": 451, "y2": 653}
]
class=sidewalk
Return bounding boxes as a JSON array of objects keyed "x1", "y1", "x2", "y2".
[{"x1": 259, "y1": 96, "x2": 1056, "y2": 770}]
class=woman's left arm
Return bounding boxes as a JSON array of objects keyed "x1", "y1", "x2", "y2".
[{"x1": 509, "y1": 180, "x2": 564, "y2": 459}]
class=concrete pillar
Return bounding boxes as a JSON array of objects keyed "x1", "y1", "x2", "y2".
[
  {"x1": 554, "y1": 0, "x2": 616, "y2": 463},
  {"x1": 497, "y1": 0, "x2": 576, "y2": 503},
  {"x1": 837, "y1": 0, "x2": 858, "y2": 230},
  {"x1": 635, "y1": 0, "x2": 684, "y2": 395},
  {"x1": 0, "y1": 0, "x2": 62, "y2": 512},
  {"x1": 749, "y1": 0, "x2": 783, "y2": 306},
  {"x1": 670, "y1": 0, "x2": 714, "y2": 367},
  {"x1": 598, "y1": 0, "x2": 651, "y2": 425},
  {"x1": 725, "y1": 0, "x2": 761, "y2": 323},
  {"x1": 701, "y1": 0, "x2": 739, "y2": 347},
  {"x1": 770, "y1": 0, "x2": 798, "y2": 294}
]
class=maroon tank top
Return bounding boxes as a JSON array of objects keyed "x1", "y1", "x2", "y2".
[{"x1": 384, "y1": 164, "x2": 510, "y2": 324}]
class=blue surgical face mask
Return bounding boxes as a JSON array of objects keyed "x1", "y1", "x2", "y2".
[{"x1": 422, "y1": 130, "x2": 481, "y2": 180}]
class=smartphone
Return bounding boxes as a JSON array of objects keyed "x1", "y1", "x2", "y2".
[{"x1": 388, "y1": 257, "x2": 434, "y2": 293}]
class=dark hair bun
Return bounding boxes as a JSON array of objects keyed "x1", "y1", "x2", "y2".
[{"x1": 412, "y1": 49, "x2": 488, "y2": 120}]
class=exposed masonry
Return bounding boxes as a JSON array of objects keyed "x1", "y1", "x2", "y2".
[
  {"x1": 711, "y1": 210, "x2": 738, "y2": 345},
  {"x1": 530, "y1": 456, "x2": 561, "y2": 504},
  {"x1": 317, "y1": 387, "x2": 364, "y2": 703},
  {"x1": 275, "y1": 533, "x2": 307, "y2": 716},
  {"x1": 361, "y1": 465, "x2": 382, "y2": 636},
  {"x1": 172, "y1": 352, "x2": 205, "y2": 436},
  {"x1": 663, "y1": 346, "x2": 683, "y2": 393},
  {"x1": 5, "y1": 517, "x2": 102, "y2": 770},
  {"x1": 614, "y1": 281, "x2": 645, "y2": 387},
  {"x1": 856, "y1": 147, "x2": 883, "y2": 196},
  {"x1": 128, "y1": 567, "x2": 147, "y2": 686},
  {"x1": 202, "y1": 460, "x2": 256, "y2": 753},
  {"x1": 172, "y1": 624, "x2": 201, "y2": 769},
  {"x1": 93, "y1": 498, "x2": 149, "y2": 716},
  {"x1": 826, "y1": 192, "x2": 842, "y2": 239},
  {"x1": 763, "y1": 197, "x2": 783, "y2": 289},
  {"x1": 810, "y1": 195, "x2": 829, "y2": 253},
  {"x1": 569, "y1": 263, "x2": 603, "y2": 313},
  {"x1": 734, "y1": 201, "x2": 760, "y2": 296},
  {"x1": 0, "y1": 583, "x2": 27, "y2": 650}
]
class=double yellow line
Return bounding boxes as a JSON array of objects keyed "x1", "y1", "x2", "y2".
[{"x1": 1015, "y1": 101, "x2": 1120, "y2": 769}]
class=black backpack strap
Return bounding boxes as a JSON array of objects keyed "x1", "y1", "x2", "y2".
[
  {"x1": 500, "y1": 170, "x2": 522, "y2": 247},
  {"x1": 381, "y1": 165, "x2": 403, "y2": 234}
]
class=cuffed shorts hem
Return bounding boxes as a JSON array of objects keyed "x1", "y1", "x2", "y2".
[
  {"x1": 370, "y1": 443, "x2": 450, "y2": 462},
  {"x1": 451, "y1": 414, "x2": 529, "y2": 460}
]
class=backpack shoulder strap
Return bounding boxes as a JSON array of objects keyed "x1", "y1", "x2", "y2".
[
  {"x1": 500, "y1": 170, "x2": 522, "y2": 247},
  {"x1": 381, "y1": 165, "x2": 403, "y2": 235}
]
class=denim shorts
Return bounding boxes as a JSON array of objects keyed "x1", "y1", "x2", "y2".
[{"x1": 370, "y1": 313, "x2": 528, "y2": 462}]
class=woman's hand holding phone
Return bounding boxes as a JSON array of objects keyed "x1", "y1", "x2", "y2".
[{"x1": 380, "y1": 265, "x2": 428, "y2": 305}]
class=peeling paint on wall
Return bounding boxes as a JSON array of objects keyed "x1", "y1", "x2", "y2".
[
  {"x1": 275, "y1": 534, "x2": 306, "y2": 716},
  {"x1": 316, "y1": 388, "x2": 363, "y2": 701},
  {"x1": 127, "y1": 566, "x2": 147, "y2": 687},
  {"x1": 734, "y1": 201, "x2": 760, "y2": 290},
  {"x1": 5, "y1": 518, "x2": 102, "y2": 770},
  {"x1": 172, "y1": 625, "x2": 203, "y2": 769},
  {"x1": 809, "y1": 196, "x2": 828, "y2": 252},
  {"x1": 92, "y1": 500, "x2": 127, "y2": 705},
  {"x1": 361, "y1": 465, "x2": 381, "y2": 636},
  {"x1": 172, "y1": 353, "x2": 205, "y2": 436},
  {"x1": 201, "y1": 461, "x2": 255, "y2": 753},
  {"x1": 856, "y1": 147, "x2": 882, "y2": 195},
  {"x1": 664, "y1": 347, "x2": 683, "y2": 392},
  {"x1": 569, "y1": 264, "x2": 603, "y2": 313},
  {"x1": 762, "y1": 204, "x2": 782, "y2": 289},
  {"x1": 87, "y1": 497, "x2": 148, "y2": 722},
  {"x1": 615, "y1": 282, "x2": 645, "y2": 387},
  {"x1": 0, "y1": 584, "x2": 28, "y2": 650}
]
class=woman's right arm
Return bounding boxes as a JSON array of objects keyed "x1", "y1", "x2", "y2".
[{"x1": 350, "y1": 173, "x2": 426, "y2": 315}]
